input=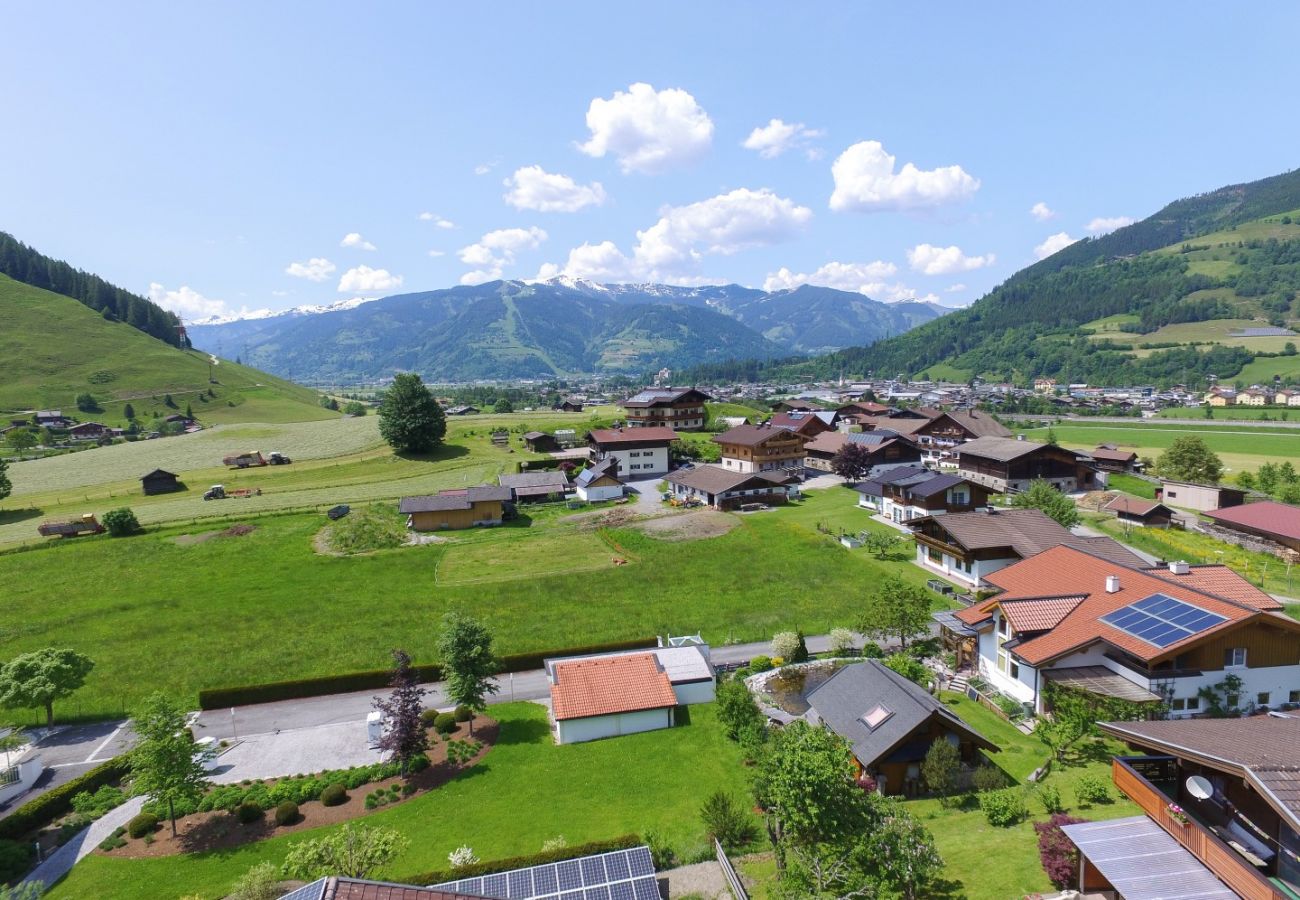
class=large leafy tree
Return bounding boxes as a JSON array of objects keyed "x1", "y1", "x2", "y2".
[
  {"x1": 281, "y1": 822, "x2": 408, "y2": 880},
  {"x1": 378, "y1": 373, "x2": 446, "y2": 454},
  {"x1": 859, "y1": 574, "x2": 932, "y2": 649},
  {"x1": 830, "y1": 442, "x2": 874, "y2": 482},
  {"x1": 1156, "y1": 435, "x2": 1224, "y2": 484},
  {"x1": 372, "y1": 649, "x2": 428, "y2": 775},
  {"x1": 436, "y1": 612, "x2": 499, "y2": 734},
  {"x1": 1011, "y1": 479, "x2": 1080, "y2": 528},
  {"x1": 130, "y1": 693, "x2": 213, "y2": 836},
  {"x1": 0, "y1": 455, "x2": 10, "y2": 501},
  {"x1": 0, "y1": 648, "x2": 94, "y2": 726}
]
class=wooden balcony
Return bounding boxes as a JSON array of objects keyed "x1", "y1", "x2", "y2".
[{"x1": 1112, "y1": 757, "x2": 1288, "y2": 900}]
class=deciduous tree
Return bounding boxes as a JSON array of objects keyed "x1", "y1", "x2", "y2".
[
  {"x1": 281, "y1": 823, "x2": 408, "y2": 880},
  {"x1": 1011, "y1": 479, "x2": 1080, "y2": 528},
  {"x1": 1156, "y1": 436, "x2": 1223, "y2": 484},
  {"x1": 0, "y1": 648, "x2": 95, "y2": 726},
  {"x1": 436, "y1": 612, "x2": 498, "y2": 734},
  {"x1": 130, "y1": 693, "x2": 212, "y2": 836},
  {"x1": 372, "y1": 649, "x2": 428, "y2": 776},
  {"x1": 378, "y1": 373, "x2": 446, "y2": 454},
  {"x1": 830, "y1": 442, "x2": 874, "y2": 482},
  {"x1": 859, "y1": 574, "x2": 932, "y2": 649},
  {"x1": 0, "y1": 456, "x2": 9, "y2": 501}
]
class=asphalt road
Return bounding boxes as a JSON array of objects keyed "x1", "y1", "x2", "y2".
[{"x1": 0, "y1": 721, "x2": 135, "y2": 815}]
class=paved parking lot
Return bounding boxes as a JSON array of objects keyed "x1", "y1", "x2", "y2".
[
  {"x1": 210, "y1": 720, "x2": 384, "y2": 783},
  {"x1": 0, "y1": 721, "x2": 135, "y2": 813}
]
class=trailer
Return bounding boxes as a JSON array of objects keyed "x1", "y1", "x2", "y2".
[
  {"x1": 222, "y1": 450, "x2": 267, "y2": 468},
  {"x1": 37, "y1": 514, "x2": 105, "y2": 538}
]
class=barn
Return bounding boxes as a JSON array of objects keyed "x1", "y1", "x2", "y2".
[{"x1": 140, "y1": 469, "x2": 183, "y2": 495}]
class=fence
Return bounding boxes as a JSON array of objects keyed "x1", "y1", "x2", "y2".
[{"x1": 714, "y1": 839, "x2": 749, "y2": 900}]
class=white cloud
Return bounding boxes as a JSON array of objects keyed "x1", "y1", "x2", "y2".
[
  {"x1": 337, "y1": 265, "x2": 403, "y2": 293},
  {"x1": 340, "y1": 232, "x2": 377, "y2": 251},
  {"x1": 945, "y1": 283, "x2": 966, "y2": 293},
  {"x1": 1031, "y1": 202, "x2": 1056, "y2": 221},
  {"x1": 1086, "y1": 215, "x2": 1135, "y2": 234},
  {"x1": 829, "y1": 140, "x2": 980, "y2": 212},
  {"x1": 418, "y1": 212, "x2": 455, "y2": 229},
  {"x1": 458, "y1": 226, "x2": 548, "y2": 284},
  {"x1": 427, "y1": 249, "x2": 445, "y2": 257},
  {"x1": 474, "y1": 159, "x2": 500, "y2": 176},
  {"x1": 1034, "y1": 231, "x2": 1078, "y2": 260},
  {"x1": 761, "y1": 260, "x2": 901, "y2": 294},
  {"x1": 284, "y1": 257, "x2": 336, "y2": 282},
  {"x1": 742, "y1": 118, "x2": 824, "y2": 159},
  {"x1": 148, "y1": 282, "x2": 226, "y2": 319},
  {"x1": 906, "y1": 243, "x2": 995, "y2": 276},
  {"x1": 578, "y1": 82, "x2": 713, "y2": 174},
  {"x1": 503, "y1": 166, "x2": 607, "y2": 212}
]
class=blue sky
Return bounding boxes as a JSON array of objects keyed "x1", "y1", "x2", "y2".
[{"x1": 4, "y1": 2, "x2": 1300, "y2": 321}]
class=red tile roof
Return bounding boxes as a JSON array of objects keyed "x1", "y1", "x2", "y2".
[
  {"x1": 1205, "y1": 500, "x2": 1300, "y2": 542},
  {"x1": 999, "y1": 596, "x2": 1085, "y2": 632},
  {"x1": 1145, "y1": 564, "x2": 1281, "y2": 610},
  {"x1": 550, "y1": 653, "x2": 678, "y2": 720},
  {"x1": 587, "y1": 426, "x2": 679, "y2": 445}
]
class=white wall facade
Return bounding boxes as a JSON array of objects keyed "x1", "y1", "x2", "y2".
[
  {"x1": 672, "y1": 680, "x2": 716, "y2": 705},
  {"x1": 600, "y1": 445, "x2": 669, "y2": 477},
  {"x1": 577, "y1": 482, "x2": 623, "y2": 502},
  {"x1": 554, "y1": 708, "x2": 672, "y2": 745}
]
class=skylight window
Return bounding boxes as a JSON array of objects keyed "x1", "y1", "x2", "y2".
[{"x1": 861, "y1": 705, "x2": 893, "y2": 730}]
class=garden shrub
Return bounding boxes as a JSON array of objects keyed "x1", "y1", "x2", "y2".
[
  {"x1": 320, "y1": 783, "x2": 348, "y2": 807},
  {"x1": 770, "y1": 632, "x2": 801, "y2": 661},
  {"x1": 236, "y1": 801, "x2": 264, "y2": 824},
  {"x1": 643, "y1": 829, "x2": 676, "y2": 871},
  {"x1": 229, "y1": 860, "x2": 283, "y2": 900},
  {"x1": 979, "y1": 788, "x2": 1028, "y2": 827},
  {"x1": 454, "y1": 705, "x2": 472, "y2": 722},
  {"x1": 0, "y1": 839, "x2": 33, "y2": 883},
  {"x1": 995, "y1": 694, "x2": 1025, "y2": 721},
  {"x1": 972, "y1": 765, "x2": 1008, "y2": 793},
  {"x1": 749, "y1": 655, "x2": 774, "y2": 673},
  {"x1": 1073, "y1": 775, "x2": 1112, "y2": 806},
  {"x1": 98, "y1": 826, "x2": 127, "y2": 852},
  {"x1": 404, "y1": 834, "x2": 642, "y2": 885},
  {"x1": 408, "y1": 754, "x2": 430, "y2": 773},
  {"x1": 699, "y1": 791, "x2": 756, "y2": 850},
  {"x1": 433, "y1": 713, "x2": 457, "y2": 734},
  {"x1": 102, "y1": 507, "x2": 140, "y2": 537},
  {"x1": 70, "y1": 785, "x2": 126, "y2": 820},
  {"x1": 274, "y1": 801, "x2": 299, "y2": 826},
  {"x1": 860, "y1": 641, "x2": 885, "y2": 659},
  {"x1": 127, "y1": 812, "x2": 159, "y2": 839},
  {"x1": 828, "y1": 627, "x2": 856, "y2": 655},
  {"x1": 420, "y1": 708, "x2": 440, "y2": 726},
  {"x1": 883, "y1": 653, "x2": 929, "y2": 685},
  {"x1": 402, "y1": 782, "x2": 417, "y2": 796},
  {"x1": 56, "y1": 815, "x2": 90, "y2": 845},
  {"x1": 1037, "y1": 783, "x2": 1064, "y2": 814},
  {"x1": 1036, "y1": 814, "x2": 1088, "y2": 887}
]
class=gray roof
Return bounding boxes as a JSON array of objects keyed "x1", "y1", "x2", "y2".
[
  {"x1": 575, "y1": 457, "x2": 621, "y2": 487},
  {"x1": 1060, "y1": 817, "x2": 1237, "y2": 900},
  {"x1": 499, "y1": 471, "x2": 570, "y2": 490},
  {"x1": 666, "y1": 464, "x2": 793, "y2": 495},
  {"x1": 957, "y1": 435, "x2": 1078, "y2": 462},
  {"x1": 854, "y1": 466, "x2": 967, "y2": 500},
  {"x1": 805, "y1": 660, "x2": 997, "y2": 768},
  {"x1": 915, "y1": 508, "x2": 1148, "y2": 567},
  {"x1": 399, "y1": 485, "x2": 513, "y2": 513}
]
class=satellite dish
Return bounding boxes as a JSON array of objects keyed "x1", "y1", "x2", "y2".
[{"x1": 1186, "y1": 775, "x2": 1213, "y2": 800}]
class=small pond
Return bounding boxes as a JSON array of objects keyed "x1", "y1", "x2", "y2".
[{"x1": 761, "y1": 663, "x2": 839, "y2": 715}]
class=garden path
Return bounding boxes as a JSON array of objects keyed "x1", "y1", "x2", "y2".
[{"x1": 22, "y1": 795, "x2": 144, "y2": 893}]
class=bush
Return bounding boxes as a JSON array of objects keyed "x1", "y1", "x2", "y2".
[
  {"x1": 320, "y1": 783, "x2": 348, "y2": 807},
  {"x1": 828, "y1": 627, "x2": 856, "y2": 655},
  {"x1": 972, "y1": 765, "x2": 1008, "y2": 793},
  {"x1": 0, "y1": 839, "x2": 33, "y2": 883},
  {"x1": 403, "y1": 834, "x2": 644, "y2": 885},
  {"x1": 98, "y1": 825, "x2": 127, "y2": 852},
  {"x1": 1037, "y1": 783, "x2": 1064, "y2": 815},
  {"x1": 420, "y1": 708, "x2": 440, "y2": 726},
  {"x1": 102, "y1": 507, "x2": 140, "y2": 537},
  {"x1": 883, "y1": 653, "x2": 929, "y2": 685},
  {"x1": 749, "y1": 655, "x2": 774, "y2": 673},
  {"x1": 1073, "y1": 775, "x2": 1112, "y2": 806},
  {"x1": 433, "y1": 713, "x2": 457, "y2": 734},
  {"x1": 70, "y1": 784, "x2": 126, "y2": 820},
  {"x1": 1036, "y1": 814, "x2": 1088, "y2": 887},
  {"x1": 861, "y1": 641, "x2": 885, "y2": 659},
  {"x1": 771, "y1": 632, "x2": 801, "y2": 661},
  {"x1": 453, "y1": 705, "x2": 472, "y2": 723},
  {"x1": 699, "y1": 791, "x2": 756, "y2": 850},
  {"x1": 127, "y1": 812, "x2": 159, "y2": 839},
  {"x1": 979, "y1": 788, "x2": 1028, "y2": 827},
  {"x1": 236, "y1": 801, "x2": 263, "y2": 824},
  {"x1": 274, "y1": 801, "x2": 299, "y2": 826},
  {"x1": 994, "y1": 694, "x2": 1025, "y2": 721},
  {"x1": 229, "y1": 860, "x2": 283, "y2": 900},
  {"x1": 921, "y1": 738, "x2": 960, "y2": 800},
  {"x1": 643, "y1": 829, "x2": 677, "y2": 872}
]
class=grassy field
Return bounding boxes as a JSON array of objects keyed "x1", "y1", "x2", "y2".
[
  {"x1": 0, "y1": 486, "x2": 951, "y2": 720},
  {"x1": 1079, "y1": 313, "x2": 1140, "y2": 333},
  {"x1": 1018, "y1": 420, "x2": 1294, "y2": 476},
  {"x1": 1087, "y1": 318, "x2": 1299, "y2": 356},
  {"x1": 1235, "y1": 353, "x2": 1300, "y2": 384},
  {"x1": 1106, "y1": 472, "x2": 1156, "y2": 499},
  {"x1": 1156, "y1": 404, "x2": 1300, "y2": 421},
  {"x1": 46, "y1": 702, "x2": 753, "y2": 900},
  {"x1": 0, "y1": 274, "x2": 333, "y2": 426}
]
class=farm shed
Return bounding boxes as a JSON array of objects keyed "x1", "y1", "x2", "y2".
[
  {"x1": 1104, "y1": 495, "x2": 1174, "y2": 528},
  {"x1": 575, "y1": 457, "x2": 624, "y2": 502},
  {"x1": 140, "y1": 468, "x2": 183, "y2": 495},
  {"x1": 399, "y1": 485, "x2": 513, "y2": 531},
  {"x1": 522, "y1": 431, "x2": 560, "y2": 453},
  {"x1": 498, "y1": 470, "x2": 570, "y2": 502}
]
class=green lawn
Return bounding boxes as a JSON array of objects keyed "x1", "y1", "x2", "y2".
[
  {"x1": 1235, "y1": 354, "x2": 1300, "y2": 385},
  {"x1": 1106, "y1": 472, "x2": 1156, "y2": 499},
  {"x1": 0, "y1": 486, "x2": 949, "y2": 720},
  {"x1": 1018, "y1": 421, "x2": 1295, "y2": 476},
  {"x1": 46, "y1": 703, "x2": 753, "y2": 900}
]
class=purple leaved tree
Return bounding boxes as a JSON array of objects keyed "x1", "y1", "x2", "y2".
[{"x1": 373, "y1": 649, "x2": 429, "y2": 776}]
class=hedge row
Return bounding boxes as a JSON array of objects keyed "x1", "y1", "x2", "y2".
[
  {"x1": 0, "y1": 755, "x2": 132, "y2": 841},
  {"x1": 197, "y1": 638, "x2": 658, "y2": 709},
  {"x1": 405, "y1": 834, "x2": 641, "y2": 885}
]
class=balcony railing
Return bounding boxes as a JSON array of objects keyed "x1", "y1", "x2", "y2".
[
  {"x1": 1104, "y1": 652, "x2": 1203, "y2": 682},
  {"x1": 1112, "y1": 756, "x2": 1287, "y2": 900}
]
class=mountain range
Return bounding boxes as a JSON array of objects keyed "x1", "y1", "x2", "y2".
[{"x1": 187, "y1": 279, "x2": 947, "y2": 382}]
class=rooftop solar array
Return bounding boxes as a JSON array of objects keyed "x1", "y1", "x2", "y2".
[
  {"x1": 1100, "y1": 593, "x2": 1227, "y2": 648},
  {"x1": 435, "y1": 846, "x2": 657, "y2": 900}
]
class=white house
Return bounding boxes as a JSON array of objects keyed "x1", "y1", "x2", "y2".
[
  {"x1": 574, "y1": 457, "x2": 624, "y2": 502},
  {"x1": 585, "y1": 426, "x2": 678, "y2": 478}
]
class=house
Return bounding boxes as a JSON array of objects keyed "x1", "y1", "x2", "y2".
[
  {"x1": 574, "y1": 457, "x2": 624, "y2": 502},
  {"x1": 855, "y1": 467, "x2": 990, "y2": 523},
  {"x1": 767, "y1": 409, "x2": 838, "y2": 438},
  {"x1": 910, "y1": 507, "x2": 1147, "y2": 588},
  {"x1": 445, "y1": 405, "x2": 479, "y2": 416},
  {"x1": 67, "y1": 422, "x2": 108, "y2": 441},
  {"x1": 140, "y1": 469, "x2": 182, "y2": 496},
  {"x1": 803, "y1": 430, "x2": 923, "y2": 475},
  {"x1": 1277, "y1": 388, "x2": 1300, "y2": 407},
  {"x1": 547, "y1": 646, "x2": 714, "y2": 745},
  {"x1": 1085, "y1": 444, "x2": 1141, "y2": 473},
  {"x1": 1205, "y1": 387, "x2": 1236, "y2": 407},
  {"x1": 805, "y1": 660, "x2": 999, "y2": 797},
  {"x1": 522, "y1": 431, "x2": 560, "y2": 453},
  {"x1": 835, "y1": 400, "x2": 892, "y2": 425},
  {"x1": 713, "y1": 423, "x2": 809, "y2": 474},
  {"x1": 556, "y1": 399, "x2": 584, "y2": 412},
  {"x1": 1068, "y1": 718, "x2": 1300, "y2": 898},
  {"x1": 665, "y1": 465, "x2": 797, "y2": 510},
  {"x1": 399, "y1": 485, "x2": 513, "y2": 531},
  {"x1": 498, "y1": 471, "x2": 570, "y2": 503},
  {"x1": 852, "y1": 415, "x2": 930, "y2": 439},
  {"x1": 33, "y1": 410, "x2": 70, "y2": 427},
  {"x1": 948, "y1": 545, "x2": 1297, "y2": 716},
  {"x1": 586, "y1": 426, "x2": 677, "y2": 477},
  {"x1": 775, "y1": 400, "x2": 824, "y2": 413},
  {"x1": 618, "y1": 387, "x2": 712, "y2": 431},
  {"x1": 911, "y1": 410, "x2": 1012, "y2": 466},
  {"x1": 1204, "y1": 500, "x2": 1300, "y2": 553},
  {"x1": 1238, "y1": 387, "x2": 1273, "y2": 406},
  {"x1": 1157, "y1": 479, "x2": 1247, "y2": 513},
  {"x1": 1033, "y1": 377, "x2": 1058, "y2": 394},
  {"x1": 1104, "y1": 495, "x2": 1175, "y2": 528},
  {"x1": 955, "y1": 435, "x2": 1100, "y2": 493}
]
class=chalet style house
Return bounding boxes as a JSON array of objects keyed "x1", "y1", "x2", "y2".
[
  {"x1": 909, "y1": 507, "x2": 1146, "y2": 588},
  {"x1": 948, "y1": 545, "x2": 1299, "y2": 717},
  {"x1": 618, "y1": 387, "x2": 712, "y2": 431},
  {"x1": 399, "y1": 485, "x2": 513, "y2": 531},
  {"x1": 956, "y1": 435, "x2": 1099, "y2": 493},
  {"x1": 713, "y1": 423, "x2": 808, "y2": 474},
  {"x1": 1105, "y1": 495, "x2": 1175, "y2": 528},
  {"x1": 910, "y1": 410, "x2": 1011, "y2": 466},
  {"x1": 854, "y1": 466, "x2": 990, "y2": 523},
  {"x1": 585, "y1": 426, "x2": 678, "y2": 477},
  {"x1": 803, "y1": 430, "x2": 922, "y2": 475},
  {"x1": 767, "y1": 409, "x2": 839, "y2": 437},
  {"x1": 665, "y1": 465, "x2": 797, "y2": 510},
  {"x1": 1085, "y1": 443, "x2": 1142, "y2": 473}
]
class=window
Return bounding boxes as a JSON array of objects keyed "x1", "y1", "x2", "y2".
[
  {"x1": 861, "y1": 705, "x2": 893, "y2": 730},
  {"x1": 1186, "y1": 696, "x2": 1200, "y2": 710},
  {"x1": 1258, "y1": 692, "x2": 1271, "y2": 707},
  {"x1": 1224, "y1": 647, "x2": 1247, "y2": 668},
  {"x1": 1166, "y1": 490, "x2": 1178, "y2": 498},
  {"x1": 928, "y1": 546, "x2": 942, "y2": 563},
  {"x1": 1290, "y1": 690, "x2": 1300, "y2": 704},
  {"x1": 1009, "y1": 659, "x2": 1020, "y2": 679},
  {"x1": 1170, "y1": 698, "x2": 1186, "y2": 711},
  {"x1": 1226, "y1": 693, "x2": 1240, "y2": 710}
]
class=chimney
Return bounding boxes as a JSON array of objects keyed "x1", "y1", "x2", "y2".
[
  {"x1": 1168, "y1": 560, "x2": 1190, "y2": 576},
  {"x1": 1105, "y1": 575, "x2": 1121, "y2": 594},
  {"x1": 1016, "y1": 434, "x2": 1025, "y2": 441}
]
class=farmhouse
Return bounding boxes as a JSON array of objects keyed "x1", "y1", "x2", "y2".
[
  {"x1": 67, "y1": 421, "x2": 109, "y2": 441},
  {"x1": 556, "y1": 399, "x2": 584, "y2": 412},
  {"x1": 574, "y1": 457, "x2": 624, "y2": 501},
  {"x1": 586, "y1": 426, "x2": 677, "y2": 477},
  {"x1": 713, "y1": 423, "x2": 808, "y2": 474},
  {"x1": 854, "y1": 466, "x2": 989, "y2": 523},
  {"x1": 956, "y1": 435, "x2": 1099, "y2": 493},
  {"x1": 806, "y1": 660, "x2": 998, "y2": 797},
  {"x1": 910, "y1": 507, "x2": 1147, "y2": 588},
  {"x1": 665, "y1": 465, "x2": 797, "y2": 510},
  {"x1": 836, "y1": 400, "x2": 892, "y2": 421},
  {"x1": 399, "y1": 485, "x2": 513, "y2": 531},
  {"x1": 619, "y1": 387, "x2": 712, "y2": 431},
  {"x1": 1277, "y1": 388, "x2": 1300, "y2": 407},
  {"x1": 445, "y1": 405, "x2": 479, "y2": 416},
  {"x1": 33, "y1": 410, "x2": 70, "y2": 427},
  {"x1": 498, "y1": 471, "x2": 570, "y2": 503},
  {"x1": 522, "y1": 431, "x2": 560, "y2": 453},
  {"x1": 547, "y1": 645, "x2": 714, "y2": 745},
  {"x1": 140, "y1": 469, "x2": 182, "y2": 496},
  {"x1": 767, "y1": 409, "x2": 838, "y2": 437},
  {"x1": 912, "y1": 409, "x2": 1011, "y2": 464},
  {"x1": 1104, "y1": 495, "x2": 1174, "y2": 528},
  {"x1": 803, "y1": 430, "x2": 922, "y2": 474},
  {"x1": 1204, "y1": 500, "x2": 1300, "y2": 553},
  {"x1": 949, "y1": 545, "x2": 1298, "y2": 716},
  {"x1": 1085, "y1": 444, "x2": 1142, "y2": 473},
  {"x1": 1157, "y1": 479, "x2": 1247, "y2": 513}
]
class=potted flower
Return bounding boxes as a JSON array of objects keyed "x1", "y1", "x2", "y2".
[{"x1": 1167, "y1": 802, "x2": 1190, "y2": 826}]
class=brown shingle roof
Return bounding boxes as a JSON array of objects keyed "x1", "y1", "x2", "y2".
[
  {"x1": 1205, "y1": 500, "x2": 1300, "y2": 542},
  {"x1": 587, "y1": 426, "x2": 679, "y2": 445},
  {"x1": 957, "y1": 435, "x2": 1072, "y2": 462},
  {"x1": 923, "y1": 410, "x2": 1011, "y2": 439},
  {"x1": 1088, "y1": 446, "x2": 1138, "y2": 463},
  {"x1": 712, "y1": 423, "x2": 807, "y2": 448},
  {"x1": 916, "y1": 508, "x2": 1147, "y2": 566},
  {"x1": 398, "y1": 485, "x2": 512, "y2": 513},
  {"x1": 550, "y1": 653, "x2": 678, "y2": 720},
  {"x1": 666, "y1": 465, "x2": 793, "y2": 495},
  {"x1": 1103, "y1": 496, "x2": 1170, "y2": 517}
]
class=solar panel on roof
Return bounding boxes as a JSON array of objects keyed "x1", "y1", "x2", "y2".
[
  {"x1": 456, "y1": 878, "x2": 483, "y2": 895},
  {"x1": 609, "y1": 883, "x2": 635, "y2": 900},
  {"x1": 534, "y1": 866, "x2": 559, "y2": 894},
  {"x1": 434, "y1": 847, "x2": 656, "y2": 900},
  {"x1": 604, "y1": 852, "x2": 631, "y2": 881},
  {"x1": 1100, "y1": 593, "x2": 1227, "y2": 648},
  {"x1": 632, "y1": 878, "x2": 660, "y2": 900},
  {"x1": 557, "y1": 860, "x2": 584, "y2": 891},
  {"x1": 508, "y1": 869, "x2": 533, "y2": 897},
  {"x1": 627, "y1": 847, "x2": 654, "y2": 878},
  {"x1": 584, "y1": 888, "x2": 611, "y2": 900},
  {"x1": 483, "y1": 873, "x2": 509, "y2": 897},
  {"x1": 581, "y1": 856, "x2": 606, "y2": 886}
]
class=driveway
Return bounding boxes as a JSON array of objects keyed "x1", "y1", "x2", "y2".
[
  {"x1": 622, "y1": 475, "x2": 673, "y2": 516},
  {"x1": 0, "y1": 721, "x2": 135, "y2": 815},
  {"x1": 210, "y1": 720, "x2": 384, "y2": 783}
]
